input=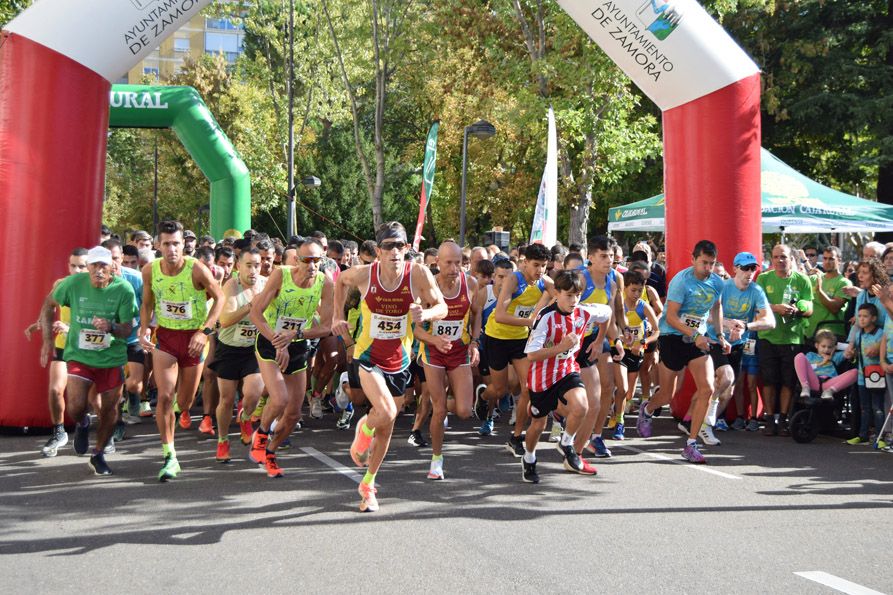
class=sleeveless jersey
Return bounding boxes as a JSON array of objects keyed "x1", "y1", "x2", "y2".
[
  {"x1": 355, "y1": 262, "x2": 415, "y2": 372},
  {"x1": 152, "y1": 257, "x2": 208, "y2": 330},
  {"x1": 262, "y1": 267, "x2": 325, "y2": 341},
  {"x1": 218, "y1": 276, "x2": 265, "y2": 348},
  {"x1": 54, "y1": 306, "x2": 70, "y2": 350},
  {"x1": 579, "y1": 266, "x2": 613, "y2": 336},
  {"x1": 426, "y1": 273, "x2": 472, "y2": 346},
  {"x1": 621, "y1": 299, "x2": 647, "y2": 349},
  {"x1": 485, "y1": 271, "x2": 545, "y2": 341}
]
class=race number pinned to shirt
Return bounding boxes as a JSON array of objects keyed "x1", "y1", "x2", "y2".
[
  {"x1": 370, "y1": 313, "x2": 407, "y2": 340},
  {"x1": 275, "y1": 316, "x2": 306, "y2": 335},
  {"x1": 79, "y1": 329, "x2": 111, "y2": 351},
  {"x1": 514, "y1": 305, "x2": 534, "y2": 319},
  {"x1": 744, "y1": 339, "x2": 756, "y2": 357},
  {"x1": 433, "y1": 320, "x2": 463, "y2": 341},
  {"x1": 161, "y1": 300, "x2": 192, "y2": 321},
  {"x1": 234, "y1": 321, "x2": 259, "y2": 347},
  {"x1": 681, "y1": 313, "x2": 704, "y2": 330}
]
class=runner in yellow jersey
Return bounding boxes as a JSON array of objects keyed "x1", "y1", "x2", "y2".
[
  {"x1": 26, "y1": 248, "x2": 88, "y2": 457},
  {"x1": 627, "y1": 259, "x2": 664, "y2": 404},
  {"x1": 139, "y1": 220, "x2": 224, "y2": 481},
  {"x1": 248, "y1": 238, "x2": 334, "y2": 478},
  {"x1": 479, "y1": 243, "x2": 555, "y2": 457}
]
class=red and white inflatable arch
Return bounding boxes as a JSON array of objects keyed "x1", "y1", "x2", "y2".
[{"x1": 0, "y1": 0, "x2": 211, "y2": 427}]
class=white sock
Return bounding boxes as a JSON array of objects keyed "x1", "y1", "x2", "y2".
[
  {"x1": 523, "y1": 450, "x2": 536, "y2": 464},
  {"x1": 560, "y1": 431, "x2": 575, "y2": 447}
]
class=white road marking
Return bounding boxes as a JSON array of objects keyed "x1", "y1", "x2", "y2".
[
  {"x1": 615, "y1": 444, "x2": 742, "y2": 480},
  {"x1": 794, "y1": 571, "x2": 887, "y2": 595},
  {"x1": 300, "y1": 447, "x2": 363, "y2": 483}
]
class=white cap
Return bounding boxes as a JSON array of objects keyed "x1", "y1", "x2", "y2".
[{"x1": 86, "y1": 246, "x2": 112, "y2": 265}]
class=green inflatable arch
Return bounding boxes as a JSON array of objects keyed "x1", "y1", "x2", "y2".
[{"x1": 108, "y1": 85, "x2": 251, "y2": 238}]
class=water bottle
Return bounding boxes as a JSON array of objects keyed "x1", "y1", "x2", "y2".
[{"x1": 781, "y1": 285, "x2": 793, "y2": 324}]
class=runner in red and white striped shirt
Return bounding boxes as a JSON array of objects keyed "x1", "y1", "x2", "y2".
[{"x1": 521, "y1": 270, "x2": 611, "y2": 483}]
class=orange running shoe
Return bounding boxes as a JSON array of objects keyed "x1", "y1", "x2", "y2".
[
  {"x1": 349, "y1": 415, "x2": 373, "y2": 467},
  {"x1": 358, "y1": 482, "x2": 379, "y2": 512},
  {"x1": 179, "y1": 410, "x2": 192, "y2": 430},
  {"x1": 265, "y1": 453, "x2": 284, "y2": 478},
  {"x1": 216, "y1": 440, "x2": 231, "y2": 463},
  {"x1": 249, "y1": 430, "x2": 268, "y2": 465},
  {"x1": 237, "y1": 407, "x2": 253, "y2": 445},
  {"x1": 198, "y1": 415, "x2": 216, "y2": 437}
]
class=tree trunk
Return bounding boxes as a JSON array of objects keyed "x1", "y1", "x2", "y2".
[
  {"x1": 874, "y1": 0, "x2": 893, "y2": 243},
  {"x1": 568, "y1": 187, "x2": 592, "y2": 246}
]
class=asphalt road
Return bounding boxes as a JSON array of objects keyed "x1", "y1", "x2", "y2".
[{"x1": 1, "y1": 409, "x2": 891, "y2": 594}]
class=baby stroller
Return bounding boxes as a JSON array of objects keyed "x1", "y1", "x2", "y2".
[{"x1": 789, "y1": 322, "x2": 855, "y2": 444}]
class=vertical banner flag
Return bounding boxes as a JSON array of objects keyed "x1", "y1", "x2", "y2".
[
  {"x1": 530, "y1": 107, "x2": 558, "y2": 246},
  {"x1": 413, "y1": 121, "x2": 440, "y2": 250}
]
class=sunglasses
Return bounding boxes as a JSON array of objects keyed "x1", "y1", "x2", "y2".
[
  {"x1": 739, "y1": 264, "x2": 758, "y2": 272},
  {"x1": 379, "y1": 241, "x2": 406, "y2": 251},
  {"x1": 299, "y1": 255, "x2": 322, "y2": 263}
]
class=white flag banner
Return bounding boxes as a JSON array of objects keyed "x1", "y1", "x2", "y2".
[
  {"x1": 6, "y1": 0, "x2": 212, "y2": 82},
  {"x1": 530, "y1": 107, "x2": 558, "y2": 247},
  {"x1": 556, "y1": 0, "x2": 759, "y2": 111}
]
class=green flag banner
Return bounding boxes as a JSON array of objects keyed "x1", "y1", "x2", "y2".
[{"x1": 413, "y1": 122, "x2": 440, "y2": 250}]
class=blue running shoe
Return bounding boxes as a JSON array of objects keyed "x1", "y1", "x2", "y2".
[
  {"x1": 714, "y1": 418, "x2": 730, "y2": 432},
  {"x1": 478, "y1": 419, "x2": 494, "y2": 436},
  {"x1": 585, "y1": 436, "x2": 612, "y2": 458},
  {"x1": 612, "y1": 422, "x2": 625, "y2": 441}
]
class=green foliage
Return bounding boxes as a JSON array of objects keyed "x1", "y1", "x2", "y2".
[{"x1": 0, "y1": 0, "x2": 31, "y2": 28}]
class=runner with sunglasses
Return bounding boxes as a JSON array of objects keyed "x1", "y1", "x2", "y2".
[
  {"x1": 248, "y1": 238, "x2": 334, "y2": 477},
  {"x1": 333, "y1": 222, "x2": 447, "y2": 512}
]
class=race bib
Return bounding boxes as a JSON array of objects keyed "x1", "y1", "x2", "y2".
[
  {"x1": 625, "y1": 326, "x2": 642, "y2": 341},
  {"x1": 370, "y1": 313, "x2": 407, "y2": 340},
  {"x1": 234, "y1": 322, "x2": 259, "y2": 347},
  {"x1": 275, "y1": 316, "x2": 306, "y2": 335},
  {"x1": 514, "y1": 305, "x2": 534, "y2": 319},
  {"x1": 681, "y1": 313, "x2": 704, "y2": 330},
  {"x1": 433, "y1": 320, "x2": 463, "y2": 340},
  {"x1": 78, "y1": 329, "x2": 111, "y2": 351},
  {"x1": 744, "y1": 339, "x2": 756, "y2": 357},
  {"x1": 161, "y1": 300, "x2": 192, "y2": 321}
]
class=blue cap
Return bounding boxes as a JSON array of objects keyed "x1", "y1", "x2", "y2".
[{"x1": 733, "y1": 252, "x2": 758, "y2": 267}]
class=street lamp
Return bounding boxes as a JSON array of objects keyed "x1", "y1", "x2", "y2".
[
  {"x1": 459, "y1": 119, "x2": 496, "y2": 247},
  {"x1": 287, "y1": 175, "x2": 322, "y2": 237},
  {"x1": 286, "y1": 0, "x2": 296, "y2": 237}
]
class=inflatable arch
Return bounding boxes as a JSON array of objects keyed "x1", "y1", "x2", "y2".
[
  {"x1": 109, "y1": 84, "x2": 251, "y2": 239},
  {"x1": 0, "y1": 0, "x2": 759, "y2": 427}
]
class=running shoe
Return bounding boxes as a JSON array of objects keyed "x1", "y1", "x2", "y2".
[
  {"x1": 509, "y1": 405, "x2": 517, "y2": 426},
  {"x1": 506, "y1": 434, "x2": 525, "y2": 457},
  {"x1": 41, "y1": 429, "x2": 68, "y2": 457},
  {"x1": 612, "y1": 422, "x2": 625, "y2": 441},
  {"x1": 606, "y1": 416, "x2": 618, "y2": 430},
  {"x1": 358, "y1": 482, "x2": 379, "y2": 512},
  {"x1": 478, "y1": 418, "x2": 494, "y2": 436},
  {"x1": 698, "y1": 424, "x2": 721, "y2": 446},
  {"x1": 705, "y1": 398, "x2": 720, "y2": 427},
  {"x1": 350, "y1": 415, "x2": 373, "y2": 467},
  {"x1": 178, "y1": 410, "x2": 192, "y2": 430},
  {"x1": 498, "y1": 394, "x2": 512, "y2": 415},
  {"x1": 335, "y1": 379, "x2": 350, "y2": 410},
  {"x1": 427, "y1": 458, "x2": 444, "y2": 480},
  {"x1": 714, "y1": 418, "x2": 730, "y2": 432},
  {"x1": 139, "y1": 401, "x2": 153, "y2": 417},
  {"x1": 88, "y1": 453, "x2": 113, "y2": 476},
  {"x1": 265, "y1": 453, "x2": 284, "y2": 478},
  {"x1": 216, "y1": 440, "x2": 231, "y2": 463},
  {"x1": 112, "y1": 422, "x2": 126, "y2": 443},
  {"x1": 279, "y1": 437, "x2": 292, "y2": 450},
  {"x1": 336, "y1": 407, "x2": 354, "y2": 430},
  {"x1": 559, "y1": 443, "x2": 584, "y2": 473},
  {"x1": 73, "y1": 415, "x2": 90, "y2": 456},
  {"x1": 778, "y1": 418, "x2": 791, "y2": 437},
  {"x1": 249, "y1": 431, "x2": 269, "y2": 464},
  {"x1": 238, "y1": 407, "x2": 253, "y2": 445},
  {"x1": 585, "y1": 436, "x2": 612, "y2": 458},
  {"x1": 746, "y1": 418, "x2": 760, "y2": 432},
  {"x1": 731, "y1": 417, "x2": 746, "y2": 431},
  {"x1": 198, "y1": 415, "x2": 216, "y2": 437},
  {"x1": 103, "y1": 438, "x2": 116, "y2": 455},
  {"x1": 876, "y1": 439, "x2": 889, "y2": 450},
  {"x1": 677, "y1": 420, "x2": 692, "y2": 435},
  {"x1": 763, "y1": 417, "x2": 778, "y2": 436},
  {"x1": 309, "y1": 397, "x2": 323, "y2": 419},
  {"x1": 407, "y1": 429, "x2": 428, "y2": 447},
  {"x1": 846, "y1": 436, "x2": 867, "y2": 445},
  {"x1": 474, "y1": 384, "x2": 488, "y2": 420},
  {"x1": 548, "y1": 418, "x2": 563, "y2": 443},
  {"x1": 577, "y1": 457, "x2": 598, "y2": 476},
  {"x1": 158, "y1": 455, "x2": 180, "y2": 482},
  {"x1": 322, "y1": 394, "x2": 336, "y2": 413},
  {"x1": 682, "y1": 442, "x2": 706, "y2": 464},
  {"x1": 636, "y1": 405, "x2": 653, "y2": 438},
  {"x1": 521, "y1": 459, "x2": 539, "y2": 483}
]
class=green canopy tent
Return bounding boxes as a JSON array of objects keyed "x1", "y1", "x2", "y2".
[{"x1": 608, "y1": 149, "x2": 893, "y2": 234}]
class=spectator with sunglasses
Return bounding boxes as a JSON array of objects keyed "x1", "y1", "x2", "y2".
[{"x1": 804, "y1": 246, "x2": 852, "y2": 342}]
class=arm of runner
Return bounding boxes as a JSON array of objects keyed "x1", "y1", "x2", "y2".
[
  {"x1": 642, "y1": 302, "x2": 661, "y2": 345},
  {"x1": 250, "y1": 267, "x2": 288, "y2": 347},
  {"x1": 37, "y1": 292, "x2": 60, "y2": 368},
  {"x1": 467, "y1": 275, "x2": 483, "y2": 366},
  {"x1": 218, "y1": 278, "x2": 249, "y2": 328},
  {"x1": 410, "y1": 263, "x2": 447, "y2": 324},
  {"x1": 711, "y1": 300, "x2": 730, "y2": 354},
  {"x1": 525, "y1": 316, "x2": 578, "y2": 362},
  {"x1": 303, "y1": 276, "x2": 334, "y2": 340},
  {"x1": 493, "y1": 274, "x2": 534, "y2": 327},
  {"x1": 138, "y1": 263, "x2": 155, "y2": 350},
  {"x1": 333, "y1": 264, "x2": 368, "y2": 337},
  {"x1": 194, "y1": 258, "x2": 225, "y2": 330},
  {"x1": 646, "y1": 285, "x2": 663, "y2": 317}
]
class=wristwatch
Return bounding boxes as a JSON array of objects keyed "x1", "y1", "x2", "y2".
[{"x1": 201, "y1": 327, "x2": 214, "y2": 336}]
